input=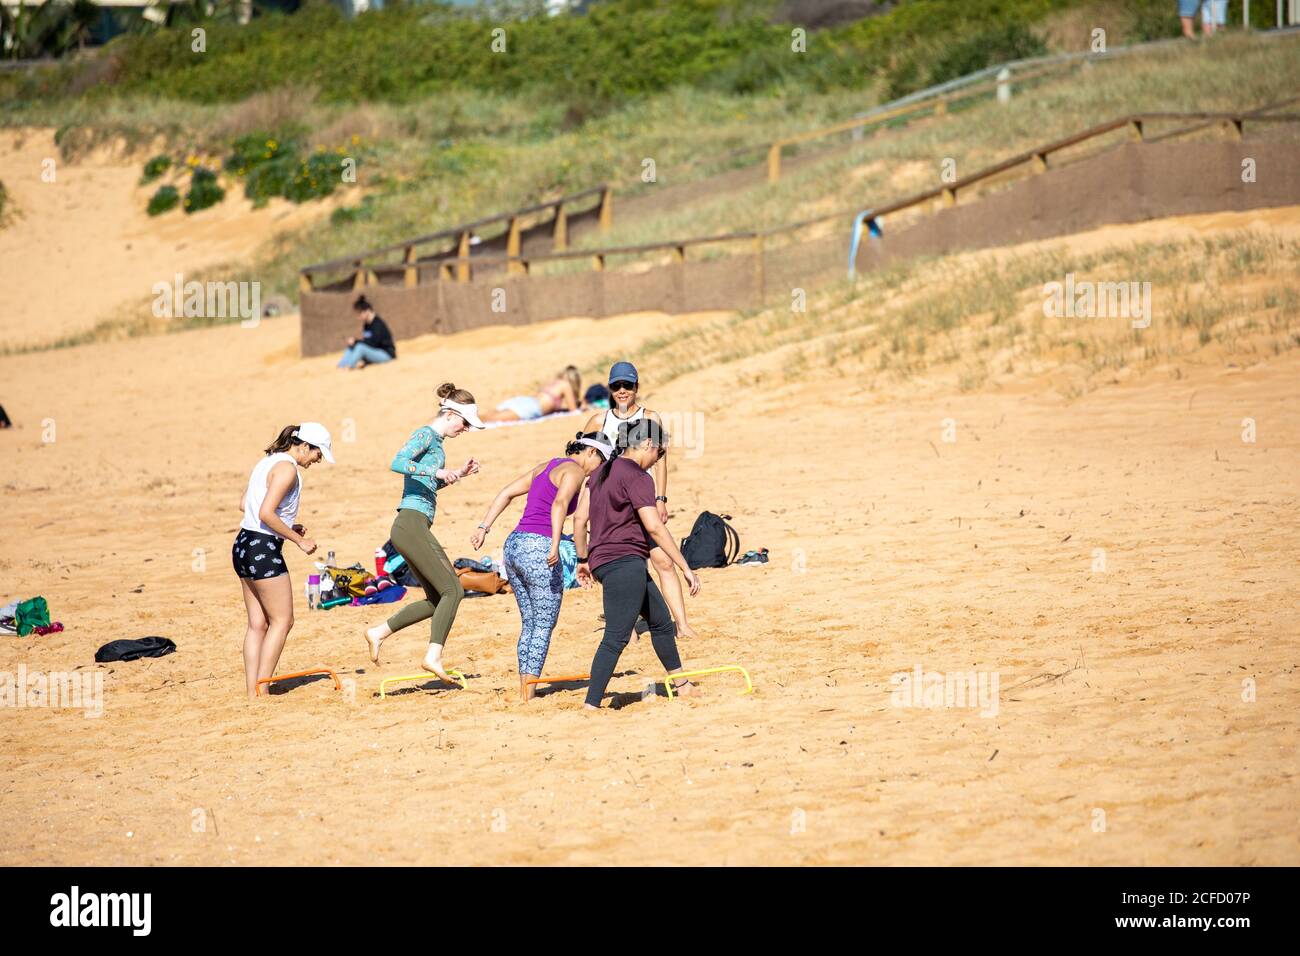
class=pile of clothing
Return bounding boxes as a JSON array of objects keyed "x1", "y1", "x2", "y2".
[
  {"x1": 1, "y1": 596, "x2": 63, "y2": 636},
  {"x1": 319, "y1": 563, "x2": 406, "y2": 608}
]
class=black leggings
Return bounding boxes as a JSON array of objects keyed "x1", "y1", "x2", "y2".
[{"x1": 586, "y1": 555, "x2": 682, "y2": 707}]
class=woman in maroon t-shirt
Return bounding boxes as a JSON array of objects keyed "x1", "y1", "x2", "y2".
[{"x1": 574, "y1": 418, "x2": 700, "y2": 710}]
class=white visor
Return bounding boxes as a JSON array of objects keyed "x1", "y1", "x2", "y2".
[{"x1": 441, "y1": 398, "x2": 485, "y2": 429}]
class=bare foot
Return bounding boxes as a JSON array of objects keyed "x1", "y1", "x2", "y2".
[
  {"x1": 420, "y1": 649, "x2": 453, "y2": 684},
  {"x1": 582, "y1": 703, "x2": 600, "y2": 713},
  {"x1": 364, "y1": 624, "x2": 389, "y2": 664}
]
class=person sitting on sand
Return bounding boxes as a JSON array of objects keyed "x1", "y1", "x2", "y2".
[
  {"x1": 575, "y1": 417, "x2": 700, "y2": 710},
  {"x1": 363, "y1": 383, "x2": 483, "y2": 682},
  {"x1": 234, "y1": 423, "x2": 333, "y2": 699},
  {"x1": 480, "y1": 366, "x2": 582, "y2": 422},
  {"x1": 471, "y1": 431, "x2": 613, "y2": 700},
  {"x1": 337, "y1": 295, "x2": 396, "y2": 370}
]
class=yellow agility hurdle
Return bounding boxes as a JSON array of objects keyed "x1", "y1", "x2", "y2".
[
  {"x1": 379, "y1": 669, "x2": 467, "y2": 699},
  {"x1": 661, "y1": 665, "x2": 753, "y2": 699}
]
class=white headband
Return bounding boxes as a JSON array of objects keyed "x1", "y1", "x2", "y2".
[{"x1": 577, "y1": 436, "x2": 613, "y2": 459}]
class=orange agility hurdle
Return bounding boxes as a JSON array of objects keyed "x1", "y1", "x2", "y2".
[
  {"x1": 256, "y1": 667, "x2": 342, "y2": 696},
  {"x1": 523, "y1": 673, "x2": 590, "y2": 689}
]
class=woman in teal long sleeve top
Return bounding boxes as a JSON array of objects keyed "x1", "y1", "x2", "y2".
[{"x1": 364, "y1": 383, "x2": 485, "y2": 680}]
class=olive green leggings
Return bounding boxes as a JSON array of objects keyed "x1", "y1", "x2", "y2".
[{"x1": 386, "y1": 509, "x2": 464, "y2": 646}]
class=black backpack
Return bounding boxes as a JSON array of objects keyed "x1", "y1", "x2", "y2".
[{"x1": 680, "y1": 512, "x2": 740, "y2": 569}]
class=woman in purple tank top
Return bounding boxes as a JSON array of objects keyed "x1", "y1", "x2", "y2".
[{"x1": 471, "y1": 431, "x2": 613, "y2": 700}]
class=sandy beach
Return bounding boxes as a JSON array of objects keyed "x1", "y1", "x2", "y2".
[{"x1": 2, "y1": 190, "x2": 1297, "y2": 863}]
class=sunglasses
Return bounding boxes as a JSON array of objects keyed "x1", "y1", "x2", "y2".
[{"x1": 609, "y1": 381, "x2": 636, "y2": 392}]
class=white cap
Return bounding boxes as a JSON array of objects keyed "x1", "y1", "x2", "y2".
[
  {"x1": 441, "y1": 398, "x2": 485, "y2": 430},
  {"x1": 294, "y1": 422, "x2": 335, "y2": 463}
]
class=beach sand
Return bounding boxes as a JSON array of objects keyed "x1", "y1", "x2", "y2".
[{"x1": 0, "y1": 208, "x2": 1297, "y2": 865}]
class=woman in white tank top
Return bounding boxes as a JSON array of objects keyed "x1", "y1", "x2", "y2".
[
  {"x1": 581, "y1": 362, "x2": 699, "y2": 640},
  {"x1": 232, "y1": 422, "x2": 334, "y2": 699}
]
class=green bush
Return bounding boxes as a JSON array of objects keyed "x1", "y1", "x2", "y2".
[
  {"x1": 223, "y1": 132, "x2": 296, "y2": 177},
  {"x1": 283, "y1": 151, "x2": 344, "y2": 203},
  {"x1": 183, "y1": 167, "x2": 225, "y2": 214},
  {"x1": 147, "y1": 184, "x2": 180, "y2": 216},
  {"x1": 140, "y1": 154, "x2": 172, "y2": 185}
]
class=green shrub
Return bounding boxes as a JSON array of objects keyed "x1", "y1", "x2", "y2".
[
  {"x1": 183, "y1": 167, "x2": 225, "y2": 214},
  {"x1": 223, "y1": 132, "x2": 296, "y2": 177},
  {"x1": 140, "y1": 154, "x2": 172, "y2": 185},
  {"x1": 147, "y1": 184, "x2": 180, "y2": 216},
  {"x1": 282, "y1": 151, "x2": 344, "y2": 203}
]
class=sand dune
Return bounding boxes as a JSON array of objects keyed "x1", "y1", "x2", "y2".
[
  {"x1": 0, "y1": 206, "x2": 1297, "y2": 865},
  {"x1": 0, "y1": 129, "x2": 342, "y2": 348}
]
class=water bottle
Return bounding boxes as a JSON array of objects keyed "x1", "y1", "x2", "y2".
[
  {"x1": 326, "y1": 549, "x2": 336, "y2": 569},
  {"x1": 306, "y1": 574, "x2": 320, "y2": 610}
]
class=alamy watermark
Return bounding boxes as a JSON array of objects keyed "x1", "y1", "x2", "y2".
[
  {"x1": 152, "y1": 274, "x2": 261, "y2": 328},
  {"x1": 1, "y1": 666, "x2": 103, "y2": 718},
  {"x1": 889, "y1": 665, "x2": 999, "y2": 718},
  {"x1": 1043, "y1": 273, "x2": 1151, "y2": 329}
]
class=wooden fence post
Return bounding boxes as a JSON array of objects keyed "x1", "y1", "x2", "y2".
[
  {"x1": 553, "y1": 202, "x2": 568, "y2": 251},
  {"x1": 403, "y1": 245, "x2": 418, "y2": 288},
  {"x1": 506, "y1": 216, "x2": 524, "y2": 275},
  {"x1": 767, "y1": 143, "x2": 782, "y2": 183},
  {"x1": 456, "y1": 230, "x2": 471, "y2": 283},
  {"x1": 599, "y1": 188, "x2": 613, "y2": 233},
  {"x1": 1128, "y1": 118, "x2": 1144, "y2": 142}
]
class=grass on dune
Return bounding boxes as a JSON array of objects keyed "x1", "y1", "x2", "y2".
[{"x1": 592, "y1": 229, "x2": 1300, "y2": 403}]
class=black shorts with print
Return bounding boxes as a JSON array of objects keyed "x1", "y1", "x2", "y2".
[{"x1": 232, "y1": 529, "x2": 287, "y2": 580}]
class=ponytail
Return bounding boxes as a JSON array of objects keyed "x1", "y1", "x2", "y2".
[
  {"x1": 264, "y1": 424, "x2": 301, "y2": 456},
  {"x1": 594, "y1": 418, "x2": 665, "y2": 486}
]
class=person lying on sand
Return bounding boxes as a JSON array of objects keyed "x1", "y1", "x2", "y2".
[
  {"x1": 480, "y1": 365, "x2": 583, "y2": 422},
  {"x1": 363, "y1": 383, "x2": 482, "y2": 681}
]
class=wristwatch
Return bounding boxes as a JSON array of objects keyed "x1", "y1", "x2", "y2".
[
  {"x1": 577, "y1": 555, "x2": 589, "y2": 564},
  {"x1": 655, "y1": 495, "x2": 668, "y2": 503}
]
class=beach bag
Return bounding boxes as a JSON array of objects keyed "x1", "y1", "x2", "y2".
[
  {"x1": 95, "y1": 636, "x2": 177, "y2": 663},
  {"x1": 456, "y1": 567, "x2": 510, "y2": 595},
  {"x1": 680, "y1": 512, "x2": 740, "y2": 569},
  {"x1": 329, "y1": 565, "x2": 376, "y2": 599}
]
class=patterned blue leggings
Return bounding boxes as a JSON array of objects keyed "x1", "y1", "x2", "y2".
[{"x1": 503, "y1": 531, "x2": 565, "y2": 676}]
